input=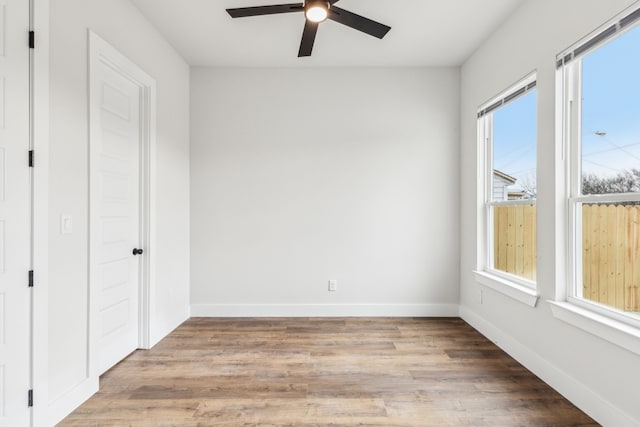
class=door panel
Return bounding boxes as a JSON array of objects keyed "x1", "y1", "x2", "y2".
[
  {"x1": 93, "y1": 59, "x2": 141, "y2": 375},
  {"x1": 0, "y1": 0, "x2": 31, "y2": 424}
]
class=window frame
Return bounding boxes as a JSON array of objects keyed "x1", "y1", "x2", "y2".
[
  {"x1": 560, "y1": 12, "x2": 640, "y2": 330},
  {"x1": 476, "y1": 73, "x2": 539, "y2": 296}
]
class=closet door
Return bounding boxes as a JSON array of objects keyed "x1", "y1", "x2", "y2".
[{"x1": 0, "y1": 0, "x2": 32, "y2": 425}]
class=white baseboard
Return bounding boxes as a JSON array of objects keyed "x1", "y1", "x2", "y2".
[
  {"x1": 190, "y1": 303, "x2": 459, "y2": 318},
  {"x1": 459, "y1": 306, "x2": 639, "y2": 427},
  {"x1": 46, "y1": 377, "x2": 99, "y2": 427}
]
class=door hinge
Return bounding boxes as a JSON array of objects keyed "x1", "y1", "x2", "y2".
[
  {"x1": 28, "y1": 389, "x2": 33, "y2": 407},
  {"x1": 29, "y1": 150, "x2": 34, "y2": 167},
  {"x1": 29, "y1": 31, "x2": 35, "y2": 49},
  {"x1": 28, "y1": 270, "x2": 34, "y2": 288}
]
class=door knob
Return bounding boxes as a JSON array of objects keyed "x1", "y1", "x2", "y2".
[{"x1": 132, "y1": 248, "x2": 144, "y2": 256}]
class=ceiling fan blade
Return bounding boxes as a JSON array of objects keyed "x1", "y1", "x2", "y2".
[
  {"x1": 226, "y1": 3, "x2": 303, "y2": 18},
  {"x1": 327, "y1": 6, "x2": 391, "y2": 39},
  {"x1": 298, "y1": 20, "x2": 319, "y2": 57}
]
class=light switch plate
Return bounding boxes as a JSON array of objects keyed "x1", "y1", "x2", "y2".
[{"x1": 61, "y1": 214, "x2": 73, "y2": 235}]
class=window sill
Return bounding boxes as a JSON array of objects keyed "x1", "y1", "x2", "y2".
[
  {"x1": 549, "y1": 301, "x2": 640, "y2": 357},
  {"x1": 473, "y1": 270, "x2": 539, "y2": 307}
]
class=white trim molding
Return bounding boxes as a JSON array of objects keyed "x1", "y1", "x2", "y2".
[
  {"x1": 460, "y1": 306, "x2": 639, "y2": 427},
  {"x1": 47, "y1": 377, "x2": 98, "y2": 427},
  {"x1": 474, "y1": 270, "x2": 539, "y2": 307},
  {"x1": 190, "y1": 304, "x2": 460, "y2": 318},
  {"x1": 476, "y1": 72, "x2": 539, "y2": 294},
  {"x1": 549, "y1": 301, "x2": 640, "y2": 357},
  {"x1": 31, "y1": 0, "x2": 50, "y2": 425}
]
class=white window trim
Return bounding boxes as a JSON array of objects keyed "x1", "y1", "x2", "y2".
[
  {"x1": 476, "y1": 72, "x2": 539, "y2": 305},
  {"x1": 554, "y1": 5, "x2": 640, "y2": 355},
  {"x1": 549, "y1": 301, "x2": 640, "y2": 357},
  {"x1": 474, "y1": 270, "x2": 539, "y2": 307}
]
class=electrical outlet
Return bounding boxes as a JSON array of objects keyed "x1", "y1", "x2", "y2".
[{"x1": 328, "y1": 280, "x2": 337, "y2": 292}]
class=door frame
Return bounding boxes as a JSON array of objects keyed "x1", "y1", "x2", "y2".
[
  {"x1": 31, "y1": 0, "x2": 50, "y2": 425},
  {"x1": 88, "y1": 31, "x2": 157, "y2": 382}
]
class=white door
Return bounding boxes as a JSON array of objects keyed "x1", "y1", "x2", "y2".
[
  {"x1": 0, "y1": 0, "x2": 31, "y2": 425},
  {"x1": 90, "y1": 52, "x2": 142, "y2": 375}
]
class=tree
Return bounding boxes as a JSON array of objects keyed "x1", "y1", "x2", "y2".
[
  {"x1": 582, "y1": 168, "x2": 640, "y2": 195},
  {"x1": 518, "y1": 175, "x2": 537, "y2": 199}
]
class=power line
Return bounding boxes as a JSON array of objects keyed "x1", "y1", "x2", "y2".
[
  {"x1": 494, "y1": 144, "x2": 536, "y2": 170},
  {"x1": 583, "y1": 159, "x2": 624, "y2": 173},
  {"x1": 508, "y1": 167, "x2": 537, "y2": 176},
  {"x1": 583, "y1": 140, "x2": 640, "y2": 157},
  {"x1": 586, "y1": 130, "x2": 640, "y2": 162}
]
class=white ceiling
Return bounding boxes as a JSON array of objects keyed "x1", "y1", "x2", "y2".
[{"x1": 131, "y1": 0, "x2": 524, "y2": 67}]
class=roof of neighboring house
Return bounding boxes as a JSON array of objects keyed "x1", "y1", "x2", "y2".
[{"x1": 493, "y1": 169, "x2": 517, "y2": 184}]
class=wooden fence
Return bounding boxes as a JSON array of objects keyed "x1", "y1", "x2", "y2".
[
  {"x1": 582, "y1": 204, "x2": 640, "y2": 312},
  {"x1": 493, "y1": 204, "x2": 640, "y2": 312},
  {"x1": 493, "y1": 205, "x2": 537, "y2": 281}
]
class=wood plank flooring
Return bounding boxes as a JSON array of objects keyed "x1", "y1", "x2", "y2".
[{"x1": 59, "y1": 318, "x2": 598, "y2": 426}]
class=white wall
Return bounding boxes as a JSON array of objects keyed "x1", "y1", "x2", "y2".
[
  {"x1": 48, "y1": 0, "x2": 190, "y2": 420},
  {"x1": 460, "y1": 0, "x2": 640, "y2": 425},
  {"x1": 190, "y1": 67, "x2": 460, "y2": 316}
]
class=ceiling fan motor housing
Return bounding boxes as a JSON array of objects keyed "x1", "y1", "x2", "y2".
[
  {"x1": 305, "y1": 0, "x2": 330, "y2": 22},
  {"x1": 305, "y1": 0, "x2": 330, "y2": 7}
]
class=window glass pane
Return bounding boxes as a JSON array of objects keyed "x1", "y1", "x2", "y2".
[
  {"x1": 492, "y1": 90, "x2": 537, "y2": 201},
  {"x1": 581, "y1": 26, "x2": 640, "y2": 195},
  {"x1": 580, "y1": 202, "x2": 640, "y2": 316},
  {"x1": 487, "y1": 87, "x2": 537, "y2": 282}
]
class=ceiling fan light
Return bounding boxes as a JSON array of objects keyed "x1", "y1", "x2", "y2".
[{"x1": 305, "y1": 3, "x2": 328, "y2": 23}]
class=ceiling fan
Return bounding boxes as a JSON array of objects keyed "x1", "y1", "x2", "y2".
[{"x1": 226, "y1": 1, "x2": 391, "y2": 57}]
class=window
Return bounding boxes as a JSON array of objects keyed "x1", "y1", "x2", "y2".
[
  {"x1": 560, "y1": 8, "x2": 640, "y2": 326},
  {"x1": 478, "y1": 75, "x2": 537, "y2": 288}
]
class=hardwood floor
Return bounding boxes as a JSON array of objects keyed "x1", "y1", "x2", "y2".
[{"x1": 59, "y1": 318, "x2": 598, "y2": 426}]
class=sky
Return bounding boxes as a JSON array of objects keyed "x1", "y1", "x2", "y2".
[
  {"x1": 492, "y1": 89, "x2": 537, "y2": 194},
  {"x1": 581, "y1": 24, "x2": 640, "y2": 178},
  {"x1": 490, "y1": 23, "x2": 640, "y2": 197}
]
